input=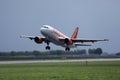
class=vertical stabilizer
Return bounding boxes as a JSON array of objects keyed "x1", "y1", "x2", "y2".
[{"x1": 71, "y1": 27, "x2": 79, "y2": 39}]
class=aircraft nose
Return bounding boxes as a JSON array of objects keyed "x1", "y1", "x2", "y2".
[
  {"x1": 40, "y1": 27, "x2": 49, "y2": 35},
  {"x1": 40, "y1": 25, "x2": 52, "y2": 35},
  {"x1": 40, "y1": 27, "x2": 45, "y2": 34}
]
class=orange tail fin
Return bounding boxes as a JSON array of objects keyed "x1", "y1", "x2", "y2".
[{"x1": 71, "y1": 27, "x2": 79, "y2": 39}]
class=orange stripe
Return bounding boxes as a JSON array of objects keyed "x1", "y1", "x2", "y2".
[
  {"x1": 53, "y1": 29, "x2": 73, "y2": 45},
  {"x1": 53, "y1": 29, "x2": 68, "y2": 38}
]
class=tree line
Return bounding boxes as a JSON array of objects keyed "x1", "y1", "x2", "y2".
[{"x1": 0, "y1": 48, "x2": 103, "y2": 56}]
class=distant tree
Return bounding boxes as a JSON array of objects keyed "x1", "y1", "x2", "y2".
[
  {"x1": 0, "y1": 52, "x2": 10, "y2": 56},
  {"x1": 32, "y1": 50, "x2": 40, "y2": 56},
  {"x1": 88, "y1": 49, "x2": 91, "y2": 54},
  {"x1": 88, "y1": 48, "x2": 103, "y2": 55},
  {"x1": 88, "y1": 48, "x2": 96, "y2": 54},
  {"x1": 72, "y1": 49, "x2": 86, "y2": 54},
  {"x1": 10, "y1": 51, "x2": 16, "y2": 56},
  {"x1": 79, "y1": 49, "x2": 87, "y2": 54},
  {"x1": 33, "y1": 50, "x2": 40, "y2": 53},
  {"x1": 116, "y1": 52, "x2": 120, "y2": 55},
  {"x1": 95, "y1": 48, "x2": 103, "y2": 55}
]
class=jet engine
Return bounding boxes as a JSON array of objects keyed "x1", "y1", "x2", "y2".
[
  {"x1": 34, "y1": 37, "x2": 43, "y2": 44},
  {"x1": 64, "y1": 38, "x2": 73, "y2": 45}
]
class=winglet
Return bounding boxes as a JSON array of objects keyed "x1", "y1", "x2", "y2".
[{"x1": 71, "y1": 27, "x2": 79, "y2": 39}]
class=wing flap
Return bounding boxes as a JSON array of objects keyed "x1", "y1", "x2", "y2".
[{"x1": 75, "y1": 43, "x2": 92, "y2": 46}]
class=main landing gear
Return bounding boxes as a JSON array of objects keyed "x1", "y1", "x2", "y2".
[
  {"x1": 65, "y1": 47, "x2": 70, "y2": 51},
  {"x1": 46, "y1": 46, "x2": 50, "y2": 50}
]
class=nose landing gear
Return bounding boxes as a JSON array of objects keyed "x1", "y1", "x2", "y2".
[{"x1": 45, "y1": 41, "x2": 51, "y2": 50}]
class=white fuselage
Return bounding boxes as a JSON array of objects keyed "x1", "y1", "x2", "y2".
[{"x1": 40, "y1": 25, "x2": 75, "y2": 48}]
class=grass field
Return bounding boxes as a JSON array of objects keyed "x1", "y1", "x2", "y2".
[{"x1": 0, "y1": 61, "x2": 119, "y2": 80}]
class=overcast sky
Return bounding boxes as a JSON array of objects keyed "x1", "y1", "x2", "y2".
[{"x1": 0, "y1": 0, "x2": 120, "y2": 53}]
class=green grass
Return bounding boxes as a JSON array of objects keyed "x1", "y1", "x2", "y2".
[{"x1": 0, "y1": 61, "x2": 120, "y2": 80}]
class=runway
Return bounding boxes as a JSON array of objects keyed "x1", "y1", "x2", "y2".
[{"x1": 0, "y1": 58, "x2": 120, "y2": 65}]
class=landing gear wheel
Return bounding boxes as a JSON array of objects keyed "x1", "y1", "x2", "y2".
[
  {"x1": 45, "y1": 40, "x2": 51, "y2": 50},
  {"x1": 46, "y1": 46, "x2": 50, "y2": 50},
  {"x1": 65, "y1": 47, "x2": 70, "y2": 51}
]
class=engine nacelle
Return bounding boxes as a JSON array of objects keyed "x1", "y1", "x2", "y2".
[
  {"x1": 64, "y1": 38, "x2": 73, "y2": 45},
  {"x1": 34, "y1": 37, "x2": 43, "y2": 44}
]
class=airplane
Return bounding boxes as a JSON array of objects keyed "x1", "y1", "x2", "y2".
[{"x1": 20, "y1": 25, "x2": 108, "y2": 51}]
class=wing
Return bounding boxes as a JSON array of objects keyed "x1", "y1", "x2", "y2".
[
  {"x1": 20, "y1": 35, "x2": 47, "y2": 44},
  {"x1": 20, "y1": 35, "x2": 36, "y2": 40},
  {"x1": 72, "y1": 39, "x2": 109, "y2": 43},
  {"x1": 59, "y1": 37, "x2": 108, "y2": 43},
  {"x1": 20, "y1": 35, "x2": 46, "y2": 40}
]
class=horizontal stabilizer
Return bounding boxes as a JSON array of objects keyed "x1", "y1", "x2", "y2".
[{"x1": 72, "y1": 39, "x2": 109, "y2": 43}]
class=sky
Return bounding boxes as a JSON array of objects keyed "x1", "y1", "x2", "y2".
[{"x1": 0, "y1": 0, "x2": 120, "y2": 53}]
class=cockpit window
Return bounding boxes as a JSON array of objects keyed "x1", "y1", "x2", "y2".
[{"x1": 44, "y1": 26, "x2": 48, "y2": 28}]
